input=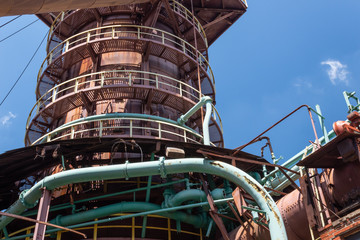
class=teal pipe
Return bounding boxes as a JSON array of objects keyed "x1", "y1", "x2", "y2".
[
  {"x1": 7, "y1": 198, "x2": 232, "y2": 240},
  {"x1": 177, "y1": 96, "x2": 213, "y2": 145},
  {"x1": 0, "y1": 158, "x2": 287, "y2": 240},
  {"x1": 51, "y1": 201, "x2": 206, "y2": 228},
  {"x1": 261, "y1": 129, "x2": 337, "y2": 190},
  {"x1": 177, "y1": 96, "x2": 212, "y2": 125},
  {"x1": 167, "y1": 189, "x2": 207, "y2": 207},
  {"x1": 23, "y1": 178, "x2": 189, "y2": 217},
  {"x1": 316, "y1": 105, "x2": 329, "y2": 144},
  {"x1": 203, "y1": 98, "x2": 213, "y2": 145}
]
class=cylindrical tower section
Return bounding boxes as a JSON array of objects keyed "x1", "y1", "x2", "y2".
[{"x1": 25, "y1": 1, "x2": 223, "y2": 147}]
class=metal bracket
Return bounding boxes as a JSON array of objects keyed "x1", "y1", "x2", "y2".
[{"x1": 159, "y1": 157, "x2": 167, "y2": 178}]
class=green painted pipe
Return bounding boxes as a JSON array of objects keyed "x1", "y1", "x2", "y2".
[
  {"x1": 261, "y1": 129, "x2": 337, "y2": 193},
  {"x1": 177, "y1": 96, "x2": 213, "y2": 145},
  {"x1": 203, "y1": 99, "x2": 213, "y2": 145},
  {"x1": 166, "y1": 189, "x2": 207, "y2": 207},
  {"x1": 7, "y1": 198, "x2": 232, "y2": 240},
  {"x1": 51, "y1": 201, "x2": 206, "y2": 228},
  {"x1": 0, "y1": 158, "x2": 287, "y2": 240},
  {"x1": 23, "y1": 178, "x2": 189, "y2": 217},
  {"x1": 177, "y1": 96, "x2": 212, "y2": 125}
]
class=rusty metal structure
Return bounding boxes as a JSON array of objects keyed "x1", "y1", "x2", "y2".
[{"x1": 0, "y1": 0, "x2": 360, "y2": 240}]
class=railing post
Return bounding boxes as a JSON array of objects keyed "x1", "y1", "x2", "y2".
[
  {"x1": 52, "y1": 88, "x2": 57, "y2": 102},
  {"x1": 99, "y1": 121, "x2": 103, "y2": 137},
  {"x1": 161, "y1": 32, "x2": 165, "y2": 44},
  {"x1": 137, "y1": 27, "x2": 141, "y2": 39},
  {"x1": 65, "y1": 41, "x2": 69, "y2": 52},
  {"x1": 46, "y1": 134, "x2": 51, "y2": 142},
  {"x1": 155, "y1": 75, "x2": 159, "y2": 89},
  {"x1": 36, "y1": 101, "x2": 41, "y2": 114},
  {"x1": 158, "y1": 123, "x2": 162, "y2": 139},
  {"x1": 182, "y1": 41, "x2": 186, "y2": 53},
  {"x1": 87, "y1": 32, "x2": 91, "y2": 43},
  {"x1": 112, "y1": 27, "x2": 115, "y2": 39},
  {"x1": 71, "y1": 126, "x2": 75, "y2": 139},
  {"x1": 129, "y1": 73, "x2": 132, "y2": 86},
  {"x1": 74, "y1": 79, "x2": 78, "y2": 93},
  {"x1": 49, "y1": 52, "x2": 53, "y2": 64},
  {"x1": 101, "y1": 73, "x2": 104, "y2": 87},
  {"x1": 179, "y1": 83, "x2": 182, "y2": 96},
  {"x1": 183, "y1": 130, "x2": 187, "y2": 142},
  {"x1": 49, "y1": 25, "x2": 54, "y2": 38},
  {"x1": 130, "y1": 120, "x2": 133, "y2": 137}
]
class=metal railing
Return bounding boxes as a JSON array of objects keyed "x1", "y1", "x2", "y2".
[
  {"x1": 31, "y1": 114, "x2": 205, "y2": 145},
  {"x1": 46, "y1": 0, "x2": 208, "y2": 53},
  {"x1": 169, "y1": 0, "x2": 208, "y2": 48},
  {"x1": 38, "y1": 24, "x2": 214, "y2": 93},
  {"x1": 4, "y1": 214, "x2": 203, "y2": 240},
  {"x1": 46, "y1": 10, "x2": 72, "y2": 53},
  {"x1": 27, "y1": 70, "x2": 202, "y2": 130}
]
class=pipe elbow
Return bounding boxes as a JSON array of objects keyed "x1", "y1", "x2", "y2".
[{"x1": 167, "y1": 189, "x2": 207, "y2": 207}]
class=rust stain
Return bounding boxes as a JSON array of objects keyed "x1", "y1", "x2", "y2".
[
  {"x1": 210, "y1": 161, "x2": 224, "y2": 168},
  {"x1": 243, "y1": 176, "x2": 281, "y2": 224}
]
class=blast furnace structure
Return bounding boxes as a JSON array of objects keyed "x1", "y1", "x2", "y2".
[{"x1": 0, "y1": 1, "x2": 360, "y2": 240}]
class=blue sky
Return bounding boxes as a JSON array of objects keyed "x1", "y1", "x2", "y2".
[{"x1": 0, "y1": 1, "x2": 359, "y2": 165}]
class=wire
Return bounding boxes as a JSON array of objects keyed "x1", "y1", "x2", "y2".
[
  {"x1": 0, "y1": 31, "x2": 48, "y2": 107},
  {"x1": 0, "y1": 18, "x2": 39, "y2": 43},
  {"x1": 0, "y1": 15, "x2": 22, "y2": 28}
]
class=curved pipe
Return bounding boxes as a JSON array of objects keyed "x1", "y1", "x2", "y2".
[
  {"x1": 0, "y1": 158, "x2": 287, "y2": 240},
  {"x1": 0, "y1": 0, "x2": 150, "y2": 17},
  {"x1": 203, "y1": 98, "x2": 213, "y2": 145},
  {"x1": 167, "y1": 189, "x2": 207, "y2": 207},
  {"x1": 51, "y1": 201, "x2": 206, "y2": 228},
  {"x1": 177, "y1": 96, "x2": 213, "y2": 145}
]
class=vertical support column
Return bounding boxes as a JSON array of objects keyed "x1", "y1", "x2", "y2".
[
  {"x1": 33, "y1": 188, "x2": 51, "y2": 240},
  {"x1": 199, "y1": 175, "x2": 230, "y2": 240},
  {"x1": 315, "y1": 105, "x2": 329, "y2": 144}
]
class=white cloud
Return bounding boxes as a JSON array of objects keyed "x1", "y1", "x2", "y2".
[
  {"x1": 0, "y1": 112, "x2": 16, "y2": 126},
  {"x1": 321, "y1": 59, "x2": 349, "y2": 85}
]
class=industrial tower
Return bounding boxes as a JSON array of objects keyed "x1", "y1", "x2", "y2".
[{"x1": 1, "y1": 1, "x2": 360, "y2": 240}]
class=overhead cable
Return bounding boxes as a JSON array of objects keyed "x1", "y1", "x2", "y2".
[
  {"x1": 0, "y1": 18, "x2": 39, "y2": 43},
  {"x1": 0, "y1": 31, "x2": 48, "y2": 107},
  {"x1": 0, "y1": 15, "x2": 22, "y2": 28}
]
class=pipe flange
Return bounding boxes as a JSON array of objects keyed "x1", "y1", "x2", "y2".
[
  {"x1": 19, "y1": 189, "x2": 38, "y2": 208},
  {"x1": 159, "y1": 157, "x2": 167, "y2": 178}
]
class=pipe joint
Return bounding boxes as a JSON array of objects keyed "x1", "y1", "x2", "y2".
[
  {"x1": 177, "y1": 96, "x2": 213, "y2": 126},
  {"x1": 19, "y1": 189, "x2": 38, "y2": 209},
  {"x1": 159, "y1": 157, "x2": 167, "y2": 178}
]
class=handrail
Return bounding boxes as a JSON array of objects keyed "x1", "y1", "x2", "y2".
[
  {"x1": 27, "y1": 70, "x2": 203, "y2": 131},
  {"x1": 31, "y1": 113, "x2": 205, "y2": 145},
  {"x1": 37, "y1": 24, "x2": 215, "y2": 95},
  {"x1": 46, "y1": 10, "x2": 72, "y2": 53},
  {"x1": 46, "y1": 0, "x2": 208, "y2": 53},
  {"x1": 211, "y1": 104, "x2": 223, "y2": 134},
  {"x1": 169, "y1": 0, "x2": 208, "y2": 48}
]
